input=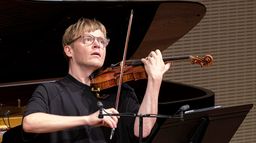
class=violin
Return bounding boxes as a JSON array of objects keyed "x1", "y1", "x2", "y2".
[
  {"x1": 91, "y1": 10, "x2": 213, "y2": 141},
  {"x1": 90, "y1": 54, "x2": 213, "y2": 92}
]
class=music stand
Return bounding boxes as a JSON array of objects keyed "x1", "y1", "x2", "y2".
[{"x1": 150, "y1": 104, "x2": 253, "y2": 143}]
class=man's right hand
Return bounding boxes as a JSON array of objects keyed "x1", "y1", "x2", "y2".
[{"x1": 86, "y1": 108, "x2": 119, "y2": 129}]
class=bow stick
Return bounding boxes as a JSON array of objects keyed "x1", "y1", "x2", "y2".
[{"x1": 110, "y1": 9, "x2": 134, "y2": 140}]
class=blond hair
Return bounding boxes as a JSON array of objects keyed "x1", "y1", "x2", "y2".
[{"x1": 62, "y1": 18, "x2": 107, "y2": 47}]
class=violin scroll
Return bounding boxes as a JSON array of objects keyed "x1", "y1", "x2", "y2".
[{"x1": 190, "y1": 54, "x2": 213, "y2": 67}]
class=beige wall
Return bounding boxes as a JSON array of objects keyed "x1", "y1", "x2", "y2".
[{"x1": 163, "y1": 0, "x2": 256, "y2": 142}]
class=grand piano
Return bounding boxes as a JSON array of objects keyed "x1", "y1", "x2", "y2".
[{"x1": 0, "y1": 0, "x2": 216, "y2": 142}]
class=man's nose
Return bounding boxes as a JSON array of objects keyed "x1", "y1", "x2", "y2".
[{"x1": 92, "y1": 39, "x2": 101, "y2": 48}]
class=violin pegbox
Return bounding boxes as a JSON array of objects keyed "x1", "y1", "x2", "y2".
[{"x1": 190, "y1": 55, "x2": 213, "y2": 67}]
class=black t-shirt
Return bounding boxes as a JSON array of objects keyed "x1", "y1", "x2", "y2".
[{"x1": 23, "y1": 74, "x2": 140, "y2": 143}]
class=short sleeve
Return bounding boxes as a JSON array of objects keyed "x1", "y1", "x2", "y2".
[{"x1": 23, "y1": 83, "x2": 55, "y2": 117}]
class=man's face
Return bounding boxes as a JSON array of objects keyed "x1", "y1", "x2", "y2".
[{"x1": 69, "y1": 29, "x2": 108, "y2": 70}]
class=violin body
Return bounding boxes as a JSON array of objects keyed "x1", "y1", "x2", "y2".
[{"x1": 91, "y1": 65, "x2": 147, "y2": 91}]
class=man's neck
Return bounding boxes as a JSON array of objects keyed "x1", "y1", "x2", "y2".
[{"x1": 68, "y1": 66, "x2": 95, "y2": 86}]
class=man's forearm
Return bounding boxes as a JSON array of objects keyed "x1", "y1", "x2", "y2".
[
  {"x1": 22, "y1": 112, "x2": 87, "y2": 133},
  {"x1": 134, "y1": 77, "x2": 162, "y2": 137}
]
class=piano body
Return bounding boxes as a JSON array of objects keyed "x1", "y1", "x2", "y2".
[{"x1": 0, "y1": 0, "x2": 215, "y2": 142}]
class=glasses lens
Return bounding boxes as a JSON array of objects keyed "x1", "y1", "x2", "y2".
[
  {"x1": 82, "y1": 34, "x2": 109, "y2": 47},
  {"x1": 83, "y1": 35, "x2": 95, "y2": 45},
  {"x1": 97, "y1": 37, "x2": 110, "y2": 47}
]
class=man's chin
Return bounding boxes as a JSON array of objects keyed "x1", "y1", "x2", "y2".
[{"x1": 90, "y1": 63, "x2": 103, "y2": 70}]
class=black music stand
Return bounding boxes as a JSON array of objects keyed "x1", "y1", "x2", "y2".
[{"x1": 150, "y1": 104, "x2": 253, "y2": 143}]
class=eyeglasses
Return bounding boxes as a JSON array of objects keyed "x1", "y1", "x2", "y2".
[{"x1": 67, "y1": 34, "x2": 110, "y2": 48}]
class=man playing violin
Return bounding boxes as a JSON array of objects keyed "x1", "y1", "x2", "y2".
[{"x1": 22, "y1": 18, "x2": 170, "y2": 143}]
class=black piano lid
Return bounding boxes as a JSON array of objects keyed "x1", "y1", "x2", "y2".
[
  {"x1": 0, "y1": 0, "x2": 206, "y2": 84},
  {"x1": 0, "y1": 1, "x2": 214, "y2": 118}
]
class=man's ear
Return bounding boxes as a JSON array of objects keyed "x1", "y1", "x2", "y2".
[{"x1": 64, "y1": 45, "x2": 72, "y2": 58}]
